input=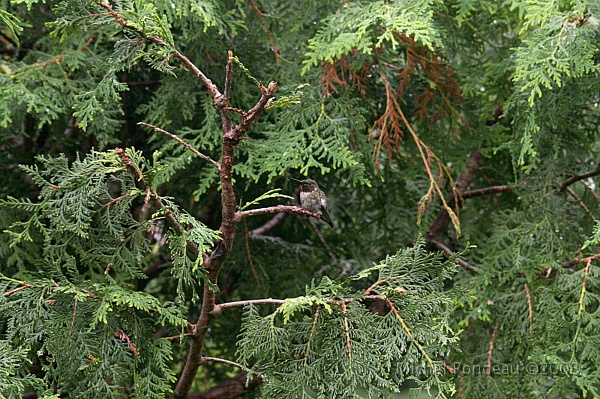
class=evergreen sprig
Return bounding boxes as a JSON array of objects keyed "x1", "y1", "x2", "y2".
[
  {"x1": 237, "y1": 238, "x2": 460, "y2": 399},
  {"x1": 237, "y1": 87, "x2": 369, "y2": 184},
  {"x1": 303, "y1": 0, "x2": 438, "y2": 72}
]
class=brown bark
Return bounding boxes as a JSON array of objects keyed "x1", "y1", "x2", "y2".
[
  {"x1": 172, "y1": 55, "x2": 279, "y2": 399},
  {"x1": 426, "y1": 151, "x2": 482, "y2": 246}
]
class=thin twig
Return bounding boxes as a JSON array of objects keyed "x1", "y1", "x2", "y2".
[
  {"x1": 138, "y1": 122, "x2": 220, "y2": 170},
  {"x1": 163, "y1": 332, "x2": 195, "y2": 341},
  {"x1": 578, "y1": 258, "x2": 593, "y2": 314},
  {"x1": 305, "y1": 306, "x2": 321, "y2": 358},
  {"x1": 462, "y1": 185, "x2": 512, "y2": 199},
  {"x1": 308, "y1": 218, "x2": 338, "y2": 265},
  {"x1": 223, "y1": 51, "x2": 234, "y2": 103},
  {"x1": 217, "y1": 51, "x2": 234, "y2": 134},
  {"x1": 201, "y1": 356, "x2": 247, "y2": 371},
  {"x1": 3, "y1": 284, "x2": 32, "y2": 297},
  {"x1": 250, "y1": 212, "x2": 287, "y2": 235},
  {"x1": 69, "y1": 297, "x2": 78, "y2": 338},
  {"x1": 364, "y1": 276, "x2": 405, "y2": 296},
  {"x1": 114, "y1": 148, "x2": 200, "y2": 258},
  {"x1": 562, "y1": 252, "x2": 600, "y2": 268},
  {"x1": 582, "y1": 180, "x2": 600, "y2": 204},
  {"x1": 486, "y1": 320, "x2": 499, "y2": 377},
  {"x1": 243, "y1": 219, "x2": 261, "y2": 287},
  {"x1": 340, "y1": 301, "x2": 352, "y2": 363},
  {"x1": 236, "y1": 205, "x2": 316, "y2": 221},
  {"x1": 172, "y1": 49, "x2": 223, "y2": 99},
  {"x1": 96, "y1": 1, "x2": 222, "y2": 99},
  {"x1": 428, "y1": 238, "x2": 481, "y2": 272},
  {"x1": 565, "y1": 187, "x2": 590, "y2": 214},
  {"x1": 523, "y1": 283, "x2": 533, "y2": 332},
  {"x1": 249, "y1": 0, "x2": 280, "y2": 62},
  {"x1": 213, "y1": 298, "x2": 285, "y2": 314},
  {"x1": 386, "y1": 298, "x2": 436, "y2": 371}
]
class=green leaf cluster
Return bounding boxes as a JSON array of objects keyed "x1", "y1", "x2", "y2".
[
  {"x1": 237, "y1": 238, "x2": 461, "y2": 399},
  {"x1": 0, "y1": 148, "x2": 220, "y2": 397},
  {"x1": 303, "y1": 0, "x2": 439, "y2": 72}
]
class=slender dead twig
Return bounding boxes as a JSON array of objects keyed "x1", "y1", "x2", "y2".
[
  {"x1": 69, "y1": 297, "x2": 78, "y2": 338},
  {"x1": 305, "y1": 306, "x2": 321, "y2": 358},
  {"x1": 243, "y1": 219, "x2": 261, "y2": 287},
  {"x1": 114, "y1": 148, "x2": 201, "y2": 257},
  {"x1": 95, "y1": 1, "x2": 222, "y2": 98},
  {"x1": 523, "y1": 283, "x2": 533, "y2": 332},
  {"x1": 249, "y1": 0, "x2": 280, "y2": 62},
  {"x1": 562, "y1": 252, "x2": 600, "y2": 268},
  {"x1": 426, "y1": 152, "x2": 482, "y2": 269},
  {"x1": 340, "y1": 301, "x2": 352, "y2": 363},
  {"x1": 2, "y1": 284, "x2": 32, "y2": 297},
  {"x1": 201, "y1": 356, "x2": 249, "y2": 371},
  {"x1": 137, "y1": 122, "x2": 221, "y2": 169},
  {"x1": 565, "y1": 187, "x2": 591, "y2": 214}
]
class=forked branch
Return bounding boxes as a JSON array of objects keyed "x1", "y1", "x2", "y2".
[{"x1": 96, "y1": 5, "x2": 279, "y2": 398}]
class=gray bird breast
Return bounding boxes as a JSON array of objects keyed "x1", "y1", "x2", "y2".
[{"x1": 300, "y1": 191, "x2": 324, "y2": 214}]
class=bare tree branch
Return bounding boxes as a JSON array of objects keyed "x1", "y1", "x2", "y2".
[
  {"x1": 114, "y1": 148, "x2": 201, "y2": 258},
  {"x1": 250, "y1": 212, "x2": 287, "y2": 236},
  {"x1": 173, "y1": 58, "x2": 278, "y2": 399},
  {"x1": 428, "y1": 238, "x2": 481, "y2": 272},
  {"x1": 201, "y1": 357, "x2": 249, "y2": 371},
  {"x1": 98, "y1": 6, "x2": 280, "y2": 395},
  {"x1": 138, "y1": 122, "x2": 221, "y2": 169},
  {"x1": 562, "y1": 252, "x2": 600, "y2": 268},
  {"x1": 213, "y1": 298, "x2": 285, "y2": 314},
  {"x1": 559, "y1": 163, "x2": 600, "y2": 192},
  {"x1": 173, "y1": 49, "x2": 223, "y2": 99},
  {"x1": 463, "y1": 185, "x2": 512, "y2": 199},
  {"x1": 236, "y1": 205, "x2": 316, "y2": 221},
  {"x1": 96, "y1": 1, "x2": 222, "y2": 99}
]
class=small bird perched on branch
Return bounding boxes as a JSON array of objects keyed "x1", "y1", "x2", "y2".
[{"x1": 291, "y1": 178, "x2": 333, "y2": 227}]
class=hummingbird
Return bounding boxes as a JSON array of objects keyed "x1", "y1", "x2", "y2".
[{"x1": 291, "y1": 178, "x2": 333, "y2": 227}]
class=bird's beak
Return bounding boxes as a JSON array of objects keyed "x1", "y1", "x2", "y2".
[{"x1": 290, "y1": 177, "x2": 303, "y2": 183}]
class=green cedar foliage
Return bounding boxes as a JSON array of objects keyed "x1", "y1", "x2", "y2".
[
  {"x1": 237, "y1": 238, "x2": 460, "y2": 399},
  {"x1": 0, "y1": 149, "x2": 200, "y2": 397},
  {"x1": 1, "y1": 0, "x2": 600, "y2": 398}
]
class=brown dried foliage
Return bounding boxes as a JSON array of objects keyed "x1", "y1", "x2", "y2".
[
  {"x1": 321, "y1": 51, "x2": 378, "y2": 98},
  {"x1": 320, "y1": 34, "x2": 467, "y2": 168}
]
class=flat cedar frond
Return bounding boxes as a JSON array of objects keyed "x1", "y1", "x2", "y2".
[{"x1": 237, "y1": 237, "x2": 460, "y2": 399}]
